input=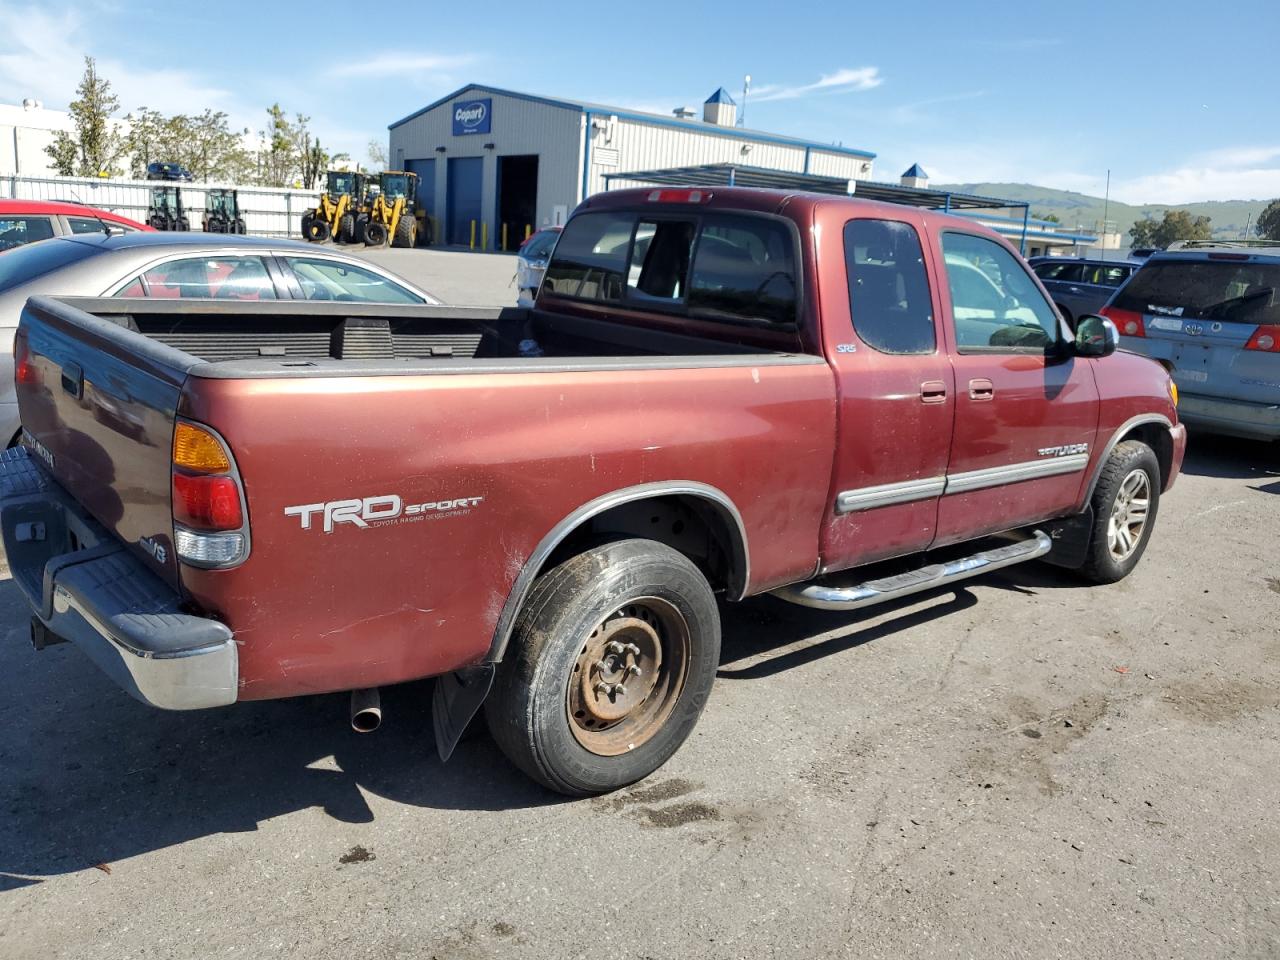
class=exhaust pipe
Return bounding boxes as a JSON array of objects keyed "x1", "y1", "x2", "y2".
[{"x1": 350, "y1": 688, "x2": 382, "y2": 733}]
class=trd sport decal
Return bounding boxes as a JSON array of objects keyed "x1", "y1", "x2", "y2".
[{"x1": 285, "y1": 494, "x2": 484, "y2": 533}]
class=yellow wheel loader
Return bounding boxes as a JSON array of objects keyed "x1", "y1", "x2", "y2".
[
  {"x1": 301, "y1": 171, "x2": 366, "y2": 243},
  {"x1": 363, "y1": 171, "x2": 432, "y2": 247}
]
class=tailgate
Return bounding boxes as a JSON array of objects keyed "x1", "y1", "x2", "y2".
[{"x1": 16, "y1": 295, "x2": 195, "y2": 589}]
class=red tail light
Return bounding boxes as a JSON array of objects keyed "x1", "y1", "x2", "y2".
[
  {"x1": 1101, "y1": 305, "x2": 1145, "y2": 337},
  {"x1": 13, "y1": 338, "x2": 38, "y2": 385},
  {"x1": 172, "y1": 473, "x2": 243, "y2": 530},
  {"x1": 1245, "y1": 327, "x2": 1280, "y2": 352}
]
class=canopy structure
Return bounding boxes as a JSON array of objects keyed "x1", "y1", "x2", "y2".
[{"x1": 603, "y1": 163, "x2": 1037, "y2": 251}]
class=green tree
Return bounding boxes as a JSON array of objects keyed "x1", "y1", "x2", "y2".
[
  {"x1": 256, "y1": 104, "x2": 298, "y2": 187},
  {"x1": 1257, "y1": 199, "x2": 1280, "y2": 241},
  {"x1": 367, "y1": 139, "x2": 388, "y2": 172},
  {"x1": 45, "y1": 56, "x2": 128, "y2": 177},
  {"x1": 1129, "y1": 210, "x2": 1212, "y2": 249},
  {"x1": 1037, "y1": 212, "x2": 1061, "y2": 224}
]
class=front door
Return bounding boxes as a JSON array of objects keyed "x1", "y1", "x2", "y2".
[
  {"x1": 819, "y1": 214, "x2": 955, "y2": 573},
  {"x1": 932, "y1": 230, "x2": 1099, "y2": 546}
]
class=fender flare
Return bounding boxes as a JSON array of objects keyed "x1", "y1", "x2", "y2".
[
  {"x1": 485, "y1": 481, "x2": 750, "y2": 663},
  {"x1": 1079, "y1": 413, "x2": 1173, "y2": 508}
]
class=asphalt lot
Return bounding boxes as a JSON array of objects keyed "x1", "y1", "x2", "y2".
[
  {"x1": 352, "y1": 245, "x2": 519, "y2": 306},
  {"x1": 0, "y1": 427, "x2": 1276, "y2": 959}
]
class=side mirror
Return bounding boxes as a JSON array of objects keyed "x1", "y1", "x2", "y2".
[{"x1": 1075, "y1": 314, "x2": 1118, "y2": 358}]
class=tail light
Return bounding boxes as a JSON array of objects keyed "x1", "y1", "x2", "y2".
[
  {"x1": 1101, "y1": 305, "x2": 1145, "y2": 337},
  {"x1": 171, "y1": 421, "x2": 249, "y2": 568},
  {"x1": 13, "y1": 337, "x2": 39, "y2": 385},
  {"x1": 646, "y1": 189, "x2": 713, "y2": 203},
  {"x1": 1245, "y1": 327, "x2": 1280, "y2": 353}
]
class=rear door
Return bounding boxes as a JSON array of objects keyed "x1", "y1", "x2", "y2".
[
  {"x1": 818, "y1": 213, "x2": 954, "y2": 571},
  {"x1": 933, "y1": 230, "x2": 1099, "y2": 546},
  {"x1": 1107, "y1": 253, "x2": 1280, "y2": 405}
]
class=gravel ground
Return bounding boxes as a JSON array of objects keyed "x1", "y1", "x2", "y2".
[{"x1": 0, "y1": 425, "x2": 1277, "y2": 958}]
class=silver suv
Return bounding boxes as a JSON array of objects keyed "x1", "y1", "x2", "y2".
[{"x1": 1102, "y1": 240, "x2": 1280, "y2": 441}]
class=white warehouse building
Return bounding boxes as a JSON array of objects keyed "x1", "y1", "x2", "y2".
[{"x1": 388, "y1": 83, "x2": 877, "y2": 250}]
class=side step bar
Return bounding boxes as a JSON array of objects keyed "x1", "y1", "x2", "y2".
[{"x1": 772, "y1": 531, "x2": 1053, "y2": 611}]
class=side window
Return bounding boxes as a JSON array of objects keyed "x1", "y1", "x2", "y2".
[
  {"x1": 135, "y1": 256, "x2": 278, "y2": 300},
  {"x1": 941, "y1": 233, "x2": 1060, "y2": 352},
  {"x1": 627, "y1": 219, "x2": 695, "y2": 301},
  {"x1": 0, "y1": 216, "x2": 55, "y2": 251},
  {"x1": 688, "y1": 214, "x2": 797, "y2": 326},
  {"x1": 283, "y1": 257, "x2": 421, "y2": 303},
  {"x1": 843, "y1": 219, "x2": 935, "y2": 355},
  {"x1": 542, "y1": 211, "x2": 634, "y2": 302},
  {"x1": 1033, "y1": 261, "x2": 1084, "y2": 282},
  {"x1": 1084, "y1": 264, "x2": 1130, "y2": 287}
]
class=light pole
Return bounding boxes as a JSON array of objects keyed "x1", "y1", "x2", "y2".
[{"x1": 740, "y1": 74, "x2": 751, "y2": 127}]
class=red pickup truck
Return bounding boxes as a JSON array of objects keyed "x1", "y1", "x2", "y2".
[{"x1": 0, "y1": 188, "x2": 1184, "y2": 795}]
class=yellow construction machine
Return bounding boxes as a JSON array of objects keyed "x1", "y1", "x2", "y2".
[
  {"x1": 301, "y1": 171, "x2": 366, "y2": 243},
  {"x1": 362, "y1": 171, "x2": 431, "y2": 247}
]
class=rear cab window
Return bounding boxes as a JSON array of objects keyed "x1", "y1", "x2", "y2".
[
  {"x1": 543, "y1": 208, "x2": 798, "y2": 327},
  {"x1": 1112, "y1": 258, "x2": 1280, "y2": 326}
]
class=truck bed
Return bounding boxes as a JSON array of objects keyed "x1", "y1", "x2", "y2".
[{"x1": 50, "y1": 298, "x2": 786, "y2": 372}]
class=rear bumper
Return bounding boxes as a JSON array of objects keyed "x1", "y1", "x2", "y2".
[
  {"x1": 1177, "y1": 393, "x2": 1280, "y2": 441},
  {"x1": 0, "y1": 447, "x2": 237, "y2": 709}
]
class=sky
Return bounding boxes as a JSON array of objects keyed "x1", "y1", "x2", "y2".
[{"x1": 0, "y1": 0, "x2": 1276, "y2": 204}]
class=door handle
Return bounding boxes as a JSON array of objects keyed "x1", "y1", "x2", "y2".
[
  {"x1": 920, "y1": 380, "x2": 947, "y2": 403},
  {"x1": 968, "y1": 378, "x2": 994, "y2": 401}
]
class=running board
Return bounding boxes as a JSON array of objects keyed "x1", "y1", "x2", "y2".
[{"x1": 771, "y1": 531, "x2": 1053, "y2": 611}]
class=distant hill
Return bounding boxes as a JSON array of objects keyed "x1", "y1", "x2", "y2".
[{"x1": 935, "y1": 182, "x2": 1272, "y2": 240}]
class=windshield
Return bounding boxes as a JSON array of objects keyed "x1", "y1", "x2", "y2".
[
  {"x1": 327, "y1": 172, "x2": 356, "y2": 196},
  {"x1": 0, "y1": 239, "x2": 99, "y2": 293},
  {"x1": 1112, "y1": 258, "x2": 1280, "y2": 326},
  {"x1": 380, "y1": 175, "x2": 408, "y2": 200}
]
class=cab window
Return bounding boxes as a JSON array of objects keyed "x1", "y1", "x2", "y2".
[
  {"x1": 542, "y1": 211, "x2": 634, "y2": 302},
  {"x1": 843, "y1": 219, "x2": 935, "y2": 354},
  {"x1": 688, "y1": 214, "x2": 797, "y2": 326},
  {"x1": 942, "y1": 233, "x2": 1060, "y2": 352}
]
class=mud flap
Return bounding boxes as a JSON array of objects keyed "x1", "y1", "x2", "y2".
[
  {"x1": 432, "y1": 664, "x2": 495, "y2": 762},
  {"x1": 1039, "y1": 506, "x2": 1094, "y2": 569}
]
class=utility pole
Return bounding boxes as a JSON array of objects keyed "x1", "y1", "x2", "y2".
[
  {"x1": 739, "y1": 75, "x2": 751, "y2": 127},
  {"x1": 1100, "y1": 168, "x2": 1111, "y2": 260}
]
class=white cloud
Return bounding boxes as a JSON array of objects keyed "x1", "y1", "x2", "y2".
[
  {"x1": 753, "y1": 67, "x2": 883, "y2": 103},
  {"x1": 332, "y1": 52, "x2": 474, "y2": 79}
]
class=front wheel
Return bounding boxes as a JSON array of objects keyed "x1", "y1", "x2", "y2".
[
  {"x1": 363, "y1": 220, "x2": 388, "y2": 246},
  {"x1": 1079, "y1": 440, "x2": 1161, "y2": 583},
  {"x1": 486, "y1": 539, "x2": 720, "y2": 796}
]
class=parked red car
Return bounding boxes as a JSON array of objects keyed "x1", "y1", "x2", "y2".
[
  {"x1": 0, "y1": 187, "x2": 1184, "y2": 795},
  {"x1": 0, "y1": 199, "x2": 150, "y2": 251}
]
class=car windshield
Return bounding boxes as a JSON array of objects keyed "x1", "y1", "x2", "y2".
[
  {"x1": 1112, "y1": 259, "x2": 1280, "y2": 325},
  {"x1": 0, "y1": 239, "x2": 99, "y2": 293}
]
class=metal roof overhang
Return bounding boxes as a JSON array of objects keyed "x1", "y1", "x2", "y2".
[{"x1": 602, "y1": 163, "x2": 1028, "y2": 213}]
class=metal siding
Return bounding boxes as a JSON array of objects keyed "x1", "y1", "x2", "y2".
[
  {"x1": 806, "y1": 151, "x2": 875, "y2": 180},
  {"x1": 389, "y1": 87, "x2": 582, "y2": 242}
]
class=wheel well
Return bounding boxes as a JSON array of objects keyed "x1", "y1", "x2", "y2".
[
  {"x1": 545, "y1": 494, "x2": 747, "y2": 599},
  {"x1": 1124, "y1": 422, "x2": 1174, "y2": 487}
]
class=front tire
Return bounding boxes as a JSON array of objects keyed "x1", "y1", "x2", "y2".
[
  {"x1": 363, "y1": 221, "x2": 388, "y2": 246},
  {"x1": 486, "y1": 539, "x2": 720, "y2": 796},
  {"x1": 393, "y1": 215, "x2": 415, "y2": 248},
  {"x1": 1079, "y1": 440, "x2": 1161, "y2": 584}
]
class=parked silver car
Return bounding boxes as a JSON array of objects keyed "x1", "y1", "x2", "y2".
[
  {"x1": 0, "y1": 232, "x2": 440, "y2": 445},
  {"x1": 1102, "y1": 240, "x2": 1280, "y2": 441}
]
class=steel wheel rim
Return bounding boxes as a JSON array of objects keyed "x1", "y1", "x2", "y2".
[
  {"x1": 1107, "y1": 468, "x2": 1151, "y2": 562},
  {"x1": 566, "y1": 597, "x2": 691, "y2": 757}
]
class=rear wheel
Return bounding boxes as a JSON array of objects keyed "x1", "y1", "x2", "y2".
[
  {"x1": 305, "y1": 217, "x2": 331, "y2": 243},
  {"x1": 1079, "y1": 440, "x2": 1161, "y2": 584},
  {"x1": 363, "y1": 221, "x2": 388, "y2": 246},
  {"x1": 393, "y1": 215, "x2": 415, "y2": 248},
  {"x1": 176, "y1": 216, "x2": 190, "y2": 232},
  {"x1": 234, "y1": 217, "x2": 247, "y2": 235},
  {"x1": 416, "y1": 216, "x2": 432, "y2": 247},
  {"x1": 486, "y1": 539, "x2": 720, "y2": 796},
  {"x1": 339, "y1": 213, "x2": 356, "y2": 244}
]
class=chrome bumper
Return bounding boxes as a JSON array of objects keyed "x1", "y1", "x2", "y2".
[{"x1": 0, "y1": 447, "x2": 237, "y2": 709}]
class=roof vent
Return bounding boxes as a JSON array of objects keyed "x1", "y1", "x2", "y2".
[
  {"x1": 703, "y1": 88, "x2": 737, "y2": 127},
  {"x1": 673, "y1": 106, "x2": 696, "y2": 119}
]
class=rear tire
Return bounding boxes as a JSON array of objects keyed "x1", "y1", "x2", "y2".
[
  {"x1": 363, "y1": 221, "x2": 388, "y2": 246},
  {"x1": 339, "y1": 213, "x2": 356, "y2": 244},
  {"x1": 393, "y1": 216, "x2": 415, "y2": 248},
  {"x1": 486, "y1": 539, "x2": 720, "y2": 796},
  {"x1": 234, "y1": 218, "x2": 246, "y2": 235},
  {"x1": 1078, "y1": 440, "x2": 1161, "y2": 584},
  {"x1": 305, "y1": 217, "x2": 331, "y2": 243}
]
